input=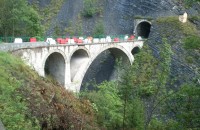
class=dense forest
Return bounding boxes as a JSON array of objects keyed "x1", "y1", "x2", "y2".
[{"x1": 0, "y1": 0, "x2": 200, "y2": 130}]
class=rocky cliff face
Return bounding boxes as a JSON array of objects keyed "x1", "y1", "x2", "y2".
[
  {"x1": 29, "y1": 0, "x2": 200, "y2": 35},
  {"x1": 148, "y1": 17, "x2": 200, "y2": 86}
]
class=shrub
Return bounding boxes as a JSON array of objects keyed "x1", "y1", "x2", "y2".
[
  {"x1": 184, "y1": 35, "x2": 200, "y2": 49},
  {"x1": 93, "y1": 21, "x2": 104, "y2": 37},
  {"x1": 82, "y1": 0, "x2": 98, "y2": 17},
  {"x1": 80, "y1": 81, "x2": 123, "y2": 129},
  {"x1": 185, "y1": 56, "x2": 194, "y2": 63}
]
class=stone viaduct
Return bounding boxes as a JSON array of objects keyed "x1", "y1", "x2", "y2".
[{"x1": 0, "y1": 20, "x2": 151, "y2": 92}]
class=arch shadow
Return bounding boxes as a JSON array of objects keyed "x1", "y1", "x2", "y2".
[
  {"x1": 78, "y1": 45, "x2": 134, "y2": 91},
  {"x1": 70, "y1": 47, "x2": 90, "y2": 82},
  {"x1": 43, "y1": 50, "x2": 67, "y2": 86}
]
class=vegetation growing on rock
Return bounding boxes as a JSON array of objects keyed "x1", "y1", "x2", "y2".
[{"x1": 82, "y1": 0, "x2": 102, "y2": 18}]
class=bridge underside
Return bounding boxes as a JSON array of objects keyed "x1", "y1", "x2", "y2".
[
  {"x1": 70, "y1": 49, "x2": 89, "y2": 82},
  {"x1": 45, "y1": 52, "x2": 65, "y2": 85},
  {"x1": 81, "y1": 48, "x2": 131, "y2": 91}
]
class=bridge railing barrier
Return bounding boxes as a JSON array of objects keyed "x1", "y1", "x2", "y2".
[{"x1": 0, "y1": 35, "x2": 145, "y2": 44}]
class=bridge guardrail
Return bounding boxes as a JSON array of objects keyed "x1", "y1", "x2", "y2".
[{"x1": 0, "y1": 35, "x2": 146, "y2": 45}]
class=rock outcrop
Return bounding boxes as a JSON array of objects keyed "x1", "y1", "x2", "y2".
[{"x1": 29, "y1": 0, "x2": 200, "y2": 35}]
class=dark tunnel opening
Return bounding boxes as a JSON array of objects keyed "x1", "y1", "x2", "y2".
[{"x1": 136, "y1": 22, "x2": 151, "y2": 38}]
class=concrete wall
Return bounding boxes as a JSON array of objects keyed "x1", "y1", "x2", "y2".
[{"x1": 0, "y1": 42, "x2": 48, "y2": 52}]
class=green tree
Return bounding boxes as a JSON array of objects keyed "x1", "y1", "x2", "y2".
[
  {"x1": 82, "y1": 0, "x2": 99, "y2": 17},
  {"x1": 0, "y1": 0, "x2": 44, "y2": 39},
  {"x1": 118, "y1": 39, "x2": 173, "y2": 129},
  {"x1": 80, "y1": 81, "x2": 123, "y2": 129},
  {"x1": 163, "y1": 82, "x2": 200, "y2": 129},
  {"x1": 118, "y1": 46, "x2": 155, "y2": 130},
  {"x1": 145, "y1": 40, "x2": 173, "y2": 129}
]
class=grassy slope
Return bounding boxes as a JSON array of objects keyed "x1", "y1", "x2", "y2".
[
  {"x1": 0, "y1": 52, "x2": 98, "y2": 130},
  {"x1": 0, "y1": 52, "x2": 38, "y2": 130}
]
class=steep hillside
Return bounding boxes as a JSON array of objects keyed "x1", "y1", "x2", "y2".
[
  {"x1": 0, "y1": 52, "x2": 98, "y2": 130},
  {"x1": 147, "y1": 16, "x2": 200, "y2": 89}
]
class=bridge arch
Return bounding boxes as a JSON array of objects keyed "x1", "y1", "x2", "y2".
[
  {"x1": 74, "y1": 45, "x2": 134, "y2": 91},
  {"x1": 93, "y1": 45, "x2": 134, "y2": 66},
  {"x1": 70, "y1": 47, "x2": 90, "y2": 82},
  {"x1": 43, "y1": 49, "x2": 67, "y2": 86},
  {"x1": 135, "y1": 20, "x2": 151, "y2": 38},
  {"x1": 131, "y1": 46, "x2": 141, "y2": 55}
]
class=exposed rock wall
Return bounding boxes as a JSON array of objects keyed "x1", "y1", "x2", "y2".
[
  {"x1": 28, "y1": 0, "x2": 200, "y2": 35},
  {"x1": 147, "y1": 18, "x2": 199, "y2": 87}
]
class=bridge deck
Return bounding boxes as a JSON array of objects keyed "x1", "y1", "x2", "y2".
[{"x1": 0, "y1": 40, "x2": 145, "y2": 52}]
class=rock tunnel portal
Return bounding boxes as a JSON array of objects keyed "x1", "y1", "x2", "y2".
[{"x1": 136, "y1": 21, "x2": 151, "y2": 38}]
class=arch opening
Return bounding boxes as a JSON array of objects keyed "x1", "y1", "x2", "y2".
[
  {"x1": 131, "y1": 47, "x2": 140, "y2": 55},
  {"x1": 81, "y1": 48, "x2": 131, "y2": 91},
  {"x1": 136, "y1": 21, "x2": 151, "y2": 38},
  {"x1": 44, "y1": 52, "x2": 65, "y2": 85},
  {"x1": 70, "y1": 49, "x2": 89, "y2": 82}
]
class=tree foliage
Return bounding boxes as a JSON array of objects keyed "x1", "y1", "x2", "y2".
[
  {"x1": 0, "y1": 0, "x2": 44, "y2": 37},
  {"x1": 184, "y1": 35, "x2": 200, "y2": 50},
  {"x1": 80, "y1": 81, "x2": 123, "y2": 129},
  {"x1": 93, "y1": 21, "x2": 104, "y2": 37},
  {"x1": 165, "y1": 83, "x2": 200, "y2": 129},
  {"x1": 82, "y1": 0, "x2": 101, "y2": 17}
]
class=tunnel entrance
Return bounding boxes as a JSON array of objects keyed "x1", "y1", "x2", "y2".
[
  {"x1": 70, "y1": 49, "x2": 89, "y2": 82},
  {"x1": 45, "y1": 52, "x2": 65, "y2": 86},
  {"x1": 136, "y1": 21, "x2": 151, "y2": 38},
  {"x1": 81, "y1": 48, "x2": 131, "y2": 91}
]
